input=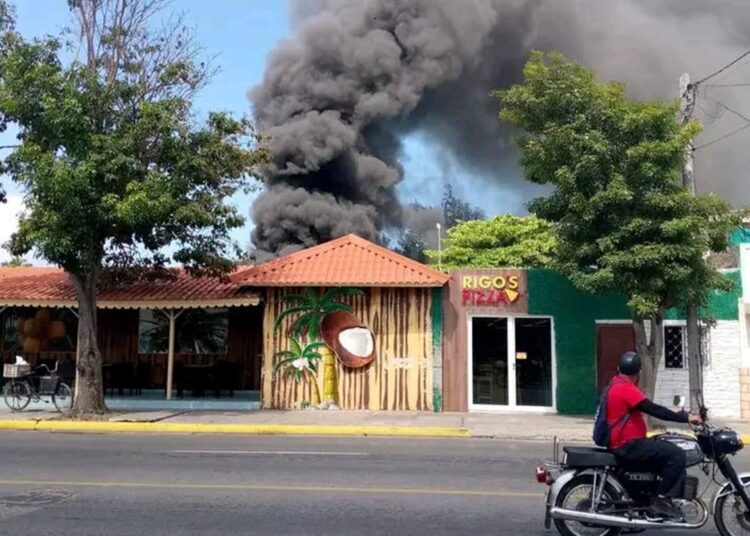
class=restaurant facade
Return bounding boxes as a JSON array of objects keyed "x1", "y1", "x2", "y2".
[{"x1": 0, "y1": 233, "x2": 745, "y2": 418}]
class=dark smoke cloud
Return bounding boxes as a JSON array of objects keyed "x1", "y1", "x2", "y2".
[{"x1": 250, "y1": 0, "x2": 750, "y2": 255}]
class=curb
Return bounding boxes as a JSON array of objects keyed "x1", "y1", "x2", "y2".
[{"x1": 0, "y1": 420, "x2": 472, "y2": 438}]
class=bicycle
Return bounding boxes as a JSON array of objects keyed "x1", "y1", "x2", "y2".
[{"x1": 2, "y1": 361, "x2": 73, "y2": 413}]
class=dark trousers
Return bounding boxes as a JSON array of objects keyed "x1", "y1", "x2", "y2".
[{"x1": 614, "y1": 438, "x2": 687, "y2": 497}]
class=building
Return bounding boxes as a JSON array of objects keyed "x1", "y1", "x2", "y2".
[
  {"x1": 0, "y1": 233, "x2": 746, "y2": 417},
  {"x1": 441, "y1": 268, "x2": 742, "y2": 418}
]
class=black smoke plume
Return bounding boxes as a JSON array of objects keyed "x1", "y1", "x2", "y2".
[{"x1": 251, "y1": 0, "x2": 750, "y2": 255}]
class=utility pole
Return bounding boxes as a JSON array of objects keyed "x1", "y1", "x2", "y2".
[
  {"x1": 679, "y1": 73, "x2": 702, "y2": 412},
  {"x1": 436, "y1": 222, "x2": 443, "y2": 271}
]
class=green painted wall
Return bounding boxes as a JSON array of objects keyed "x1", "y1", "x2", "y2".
[
  {"x1": 527, "y1": 269, "x2": 743, "y2": 416},
  {"x1": 663, "y1": 270, "x2": 741, "y2": 321},
  {"x1": 706, "y1": 270, "x2": 741, "y2": 320},
  {"x1": 527, "y1": 269, "x2": 631, "y2": 415},
  {"x1": 431, "y1": 287, "x2": 443, "y2": 413},
  {"x1": 730, "y1": 226, "x2": 750, "y2": 245}
]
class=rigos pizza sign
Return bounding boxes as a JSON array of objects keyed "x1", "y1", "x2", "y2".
[{"x1": 461, "y1": 275, "x2": 522, "y2": 306}]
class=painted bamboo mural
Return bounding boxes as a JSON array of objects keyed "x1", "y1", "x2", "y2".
[{"x1": 263, "y1": 287, "x2": 435, "y2": 411}]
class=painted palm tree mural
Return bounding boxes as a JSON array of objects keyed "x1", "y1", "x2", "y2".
[
  {"x1": 274, "y1": 287, "x2": 364, "y2": 403},
  {"x1": 274, "y1": 338, "x2": 327, "y2": 405}
]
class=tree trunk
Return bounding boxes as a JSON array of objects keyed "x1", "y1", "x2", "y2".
[
  {"x1": 321, "y1": 345, "x2": 337, "y2": 404},
  {"x1": 632, "y1": 309, "x2": 665, "y2": 402},
  {"x1": 306, "y1": 369, "x2": 321, "y2": 406},
  {"x1": 71, "y1": 271, "x2": 107, "y2": 415}
]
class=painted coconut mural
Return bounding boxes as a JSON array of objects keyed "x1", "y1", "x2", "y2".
[
  {"x1": 321, "y1": 311, "x2": 375, "y2": 369},
  {"x1": 273, "y1": 288, "x2": 368, "y2": 408}
]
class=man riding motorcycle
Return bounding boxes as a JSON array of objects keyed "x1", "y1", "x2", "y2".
[{"x1": 607, "y1": 351, "x2": 703, "y2": 519}]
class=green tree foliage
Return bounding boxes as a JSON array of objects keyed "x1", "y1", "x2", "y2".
[
  {"x1": 0, "y1": 0, "x2": 268, "y2": 413},
  {"x1": 495, "y1": 51, "x2": 740, "y2": 398},
  {"x1": 425, "y1": 214, "x2": 555, "y2": 271},
  {"x1": 442, "y1": 184, "x2": 484, "y2": 229},
  {"x1": 0, "y1": 0, "x2": 14, "y2": 204},
  {"x1": 0, "y1": 256, "x2": 29, "y2": 267}
]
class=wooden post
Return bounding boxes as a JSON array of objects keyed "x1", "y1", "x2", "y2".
[
  {"x1": 165, "y1": 309, "x2": 184, "y2": 400},
  {"x1": 166, "y1": 310, "x2": 175, "y2": 400}
]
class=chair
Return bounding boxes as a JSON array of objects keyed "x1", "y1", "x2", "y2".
[
  {"x1": 212, "y1": 361, "x2": 237, "y2": 398},
  {"x1": 474, "y1": 364, "x2": 494, "y2": 404},
  {"x1": 131, "y1": 361, "x2": 150, "y2": 396},
  {"x1": 173, "y1": 362, "x2": 185, "y2": 398},
  {"x1": 60, "y1": 358, "x2": 76, "y2": 388}
]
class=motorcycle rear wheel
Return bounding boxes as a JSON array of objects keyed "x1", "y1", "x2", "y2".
[{"x1": 554, "y1": 474, "x2": 622, "y2": 536}]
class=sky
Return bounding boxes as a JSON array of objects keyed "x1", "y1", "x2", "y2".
[
  {"x1": 0, "y1": 0, "x2": 490, "y2": 265},
  {"x1": 0, "y1": 0, "x2": 293, "y2": 263}
]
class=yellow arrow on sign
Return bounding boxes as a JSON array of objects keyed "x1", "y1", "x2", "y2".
[{"x1": 505, "y1": 289, "x2": 520, "y2": 303}]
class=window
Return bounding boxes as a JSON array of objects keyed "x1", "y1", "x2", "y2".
[
  {"x1": 138, "y1": 308, "x2": 229, "y2": 355},
  {"x1": 663, "y1": 324, "x2": 710, "y2": 369},
  {"x1": 664, "y1": 326, "x2": 685, "y2": 369},
  {"x1": 2, "y1": 308, "x2": 77, "y2": 354}
]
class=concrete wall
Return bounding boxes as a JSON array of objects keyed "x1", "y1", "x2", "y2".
[{"x1": 654, "y1": 320, "x2": 742, "y2": 419}]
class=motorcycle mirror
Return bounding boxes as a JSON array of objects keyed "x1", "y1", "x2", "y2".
[{"x1": 673, "y1": 395, "x2": 686, "y2": 410}]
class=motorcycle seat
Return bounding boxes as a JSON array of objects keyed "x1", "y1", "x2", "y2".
[{"x1": 563, "y1": 446, "x2": 618, "y2": 468}]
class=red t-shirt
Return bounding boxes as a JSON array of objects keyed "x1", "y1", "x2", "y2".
[{"x1": 606, "y1": 376, "x2": 647, "y2": 450}]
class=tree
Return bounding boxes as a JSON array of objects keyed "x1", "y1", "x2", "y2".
[
  {"x1": 496, "y1": 51, "x2": 739, "y2": 400},
  {"x1": 424, "y1": 214, "x2": 556, "y2": 271},
  {"x1": 442, "y1": 183, "x2": 484, "y2": 229},
  {"x1": 0, "y1": 0, "x2": 14, "y2": 204},
  {"x1": 0, "y1": 0, "x2": 267, "y2": 414},
  {"x1": 1, "y1": 256, "x2": 29, "y2": 267}
]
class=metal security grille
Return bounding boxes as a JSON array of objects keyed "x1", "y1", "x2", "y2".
[
  {"x1": 699, "y1": 325, "x2": 710, "y2": 369},
  {"x1": 664, "y1": 326, "x2": 685, "y2": 369}
]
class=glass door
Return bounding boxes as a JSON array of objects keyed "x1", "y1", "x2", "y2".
[
  {"x1": 470, "y1": 316, "x2": 554, "y2": 410},
  {"x1": 471, "y1": 317, "x2": 509, "y2": 406},
  {"x1": 514, "y1": 318, "x2": 553, "y2": 408}
]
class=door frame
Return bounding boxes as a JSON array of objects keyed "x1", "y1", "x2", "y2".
[{"x1": 467, "y1": 313, "x2": 557, "y2": 413}]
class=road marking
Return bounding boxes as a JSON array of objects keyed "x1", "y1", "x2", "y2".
[
  {"x1": 169, "y1": 449, "x2": 362, "y2": 456},
  {"x1": 170, "y1": 450, "x2": 370, "y2": 457},
  {"x1": 0, "y1": 480, "x2": 542, "y2": 498}
]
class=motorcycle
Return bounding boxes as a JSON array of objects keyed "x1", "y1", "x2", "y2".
[{"x1": 536, "y1": 402, "x2": 750, "y2": 536}]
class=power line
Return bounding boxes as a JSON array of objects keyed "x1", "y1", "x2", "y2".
[
  {"x1": 702, "y1": 95, "x2": 750, "y2": 123},
  {"x1": 694, "y1": 123, "x2": 750, "y2": 151},
  {"x1": 694, "y1": 50, "x2": 750, "y2": 86},
  {"x1": 706, "y1": 82, "x2": 750, "y2": 88}
]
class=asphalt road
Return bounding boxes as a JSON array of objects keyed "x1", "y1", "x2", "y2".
[{"x1": 0, "y1": 432, "x2": 746, "y2": 535}]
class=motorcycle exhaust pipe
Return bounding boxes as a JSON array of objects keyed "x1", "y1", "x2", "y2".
[{"x1": 549, "y1": 507, "x2": 707, "y2": 530}]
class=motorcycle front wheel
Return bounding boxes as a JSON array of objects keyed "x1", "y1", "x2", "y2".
[
  {"x1": 715, "y1": 479, "x2": 750, "y2": 536},
  {"x1": 554, "y1": 474, "x2": 622, "y2": 536}
]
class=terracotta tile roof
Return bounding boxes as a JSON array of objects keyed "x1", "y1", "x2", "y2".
[
  {"x1": 234, "y1": 234, "x2": 449, "y2": 288},
  {"x1": 0, "y1": 267, "x2": 260, "y2": 309}
]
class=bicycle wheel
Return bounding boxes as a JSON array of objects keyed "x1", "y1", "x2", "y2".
[
  {"x1": 52, "y1": 382, "x2": 73, "y2": 412},
  {"x1": 3, "y1": 380, "x2": 32, "y2": 412}
]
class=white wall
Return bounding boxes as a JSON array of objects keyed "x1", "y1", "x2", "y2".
[{"x1": 654, "y1": 321, "x2": 741, "y2": 419}]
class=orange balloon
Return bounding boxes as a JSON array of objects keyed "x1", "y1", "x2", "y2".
[
  {"x1": 35, "y1": 309, "x2": 51, "y2": 328},
  {"x1": 23, "y1": 319, "x2": 39, "y2": 337},
  {"x1": 23, "y1": 337, "x2": 40, "y2": 353},
  {"x1": 49, "y1": 320, "x2": 66, "y2": 340}
]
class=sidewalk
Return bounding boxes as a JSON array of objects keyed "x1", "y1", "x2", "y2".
[{"x1": 1, "y1": 407, "x2": 746, "y2": 441}]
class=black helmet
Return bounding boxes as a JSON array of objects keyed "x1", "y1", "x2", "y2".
[{"x1": 619, "y1": 351, "x2": 642, "y2": 376}]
